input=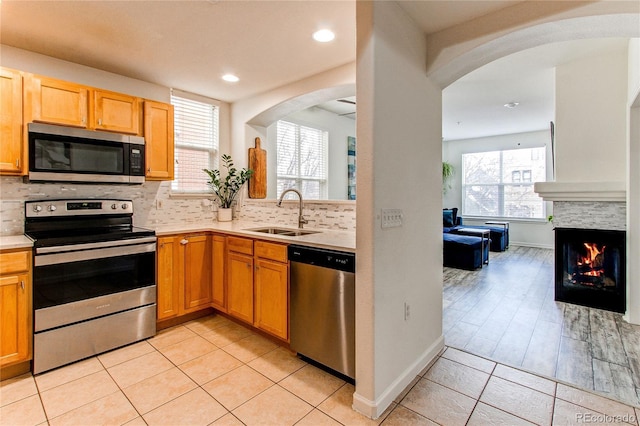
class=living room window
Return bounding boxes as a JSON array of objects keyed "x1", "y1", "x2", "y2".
[
  {"x1": 462, "y1": 147, "x2": 546, "y2": 219},
  {"x1": 170, "y1": 92, "x2": 219, "y2": 193},
  {"x1": 276, "y1": 120, "x2": 328, "y2": 199}
]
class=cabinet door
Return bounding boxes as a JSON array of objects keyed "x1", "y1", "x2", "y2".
[
  {"x1": 211, "y1": 235, "x2": 226, "y2": 311},
  {"x1": 144, "y1": 101, "x2": 174, "y2": 180},
  {"x1": 93, "y1": 90, "x2": 140, "y2": 134},
  {"x1": 183, "y1": 235, "x2": 213, "y2": 312},
  {"x1": 27, "y1": 75, "x2": 89, "y2": 128},
  {"x1": 0, "y1": 68, "x2": 24, "y2": 175},
  {"x1": 227, "y1": 252, "x2": 254, "y2": 324},
  {"x1": 254, "y1": 259, "x2": 289, "y2": 340},
  {"x1": 156, "y1": 236, "x2": 181, "y2": 320},
  {"x1": 0, "y1": 273, "x2": 30, "y2": 367}
]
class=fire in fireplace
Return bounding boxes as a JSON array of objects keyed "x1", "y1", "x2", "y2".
[{"x1": 555, "y1": 228, "x2": 626, "y2": 313}]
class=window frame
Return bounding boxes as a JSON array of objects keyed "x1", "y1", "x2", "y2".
[{"x1": 169, "y1": 90, "x2": 220, "y2": 196}]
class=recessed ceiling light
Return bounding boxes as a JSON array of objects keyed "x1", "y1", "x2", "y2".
[
  {"x1": 222, "y1": 74, "x2": 239, "y2": 83},
  {"x1": 504, "y1": 102, "x2": 520, "y2": 108},
  {"x1": 313, "y1": 29, "x2": 335, "y2": 43}
]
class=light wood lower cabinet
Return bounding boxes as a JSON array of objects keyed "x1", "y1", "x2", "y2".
[
  {"x1": 227, "y1": 237, "x2": 254, "y2": 324},
  {"x1": 254, "y1": 256, "x2": 288, "y2": 340},
  {"x1": 211, "y1": 235, "x2": 227, "y2": 312},
  {"x1": 156, "y1": 233, "x2": 212, "y2": 321},
  {"x1": 0, "y1": 249, "x2": 32, "y2": 368}
]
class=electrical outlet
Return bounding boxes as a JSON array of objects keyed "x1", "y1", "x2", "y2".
[
  {"x1": 381, "y1": 209, "x2": 403, "y2": 228},
  {"x1": 404, "y1": 302, "x2": 410, "y2": 321}
]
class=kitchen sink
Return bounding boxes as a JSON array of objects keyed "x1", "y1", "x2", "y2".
[{"x1": 245, "y1": 227, "x2": 320, "y2": 237}]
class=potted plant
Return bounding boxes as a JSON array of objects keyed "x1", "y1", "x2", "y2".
[
  {"x1": 203, "y1": 154, "x2": 253, "y2": 221},
  {"x1": 442, "y1": 161, "x2": 455, "y2": 194}
]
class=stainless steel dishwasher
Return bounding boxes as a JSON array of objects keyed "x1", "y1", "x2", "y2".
[{"x1": 288, "y1": 245, "x2": 355, "y2": 381}]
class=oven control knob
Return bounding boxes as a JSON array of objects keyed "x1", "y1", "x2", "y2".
[
  {"x1": 121, "y1": 203, "x2": 129, "y2": 210},
  {"x1": 47, "y1": 205, "x2": 57, "y2": 212},
  {"x1": 33, "y1": 205, "x2": 42, "y2": 213},
  {"x1": 111, "y1": 203, "x2": 118, "y2": 210}
]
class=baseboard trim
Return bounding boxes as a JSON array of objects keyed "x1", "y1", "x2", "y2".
[
  {"x1": 352, "y1": 335, "x2": 445, "y2": 419},
  {"x1": 510, "y1": 242, "x2": 554, "y2": 249}
]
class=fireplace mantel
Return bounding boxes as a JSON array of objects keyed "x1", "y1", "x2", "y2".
[{"x1": 534, "y1": 181, "x2": 626, "y2": 202}]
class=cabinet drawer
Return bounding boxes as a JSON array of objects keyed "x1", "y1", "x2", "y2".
[
  {"x1": 0, "y1": 251, "x2": 30, "y2": 275},
  {"x1": 227, "y1": 237, "x2": 253, "y2": 255},
  {"x1": 255, "y1": 241, "x2": 287, "y2": 263}
]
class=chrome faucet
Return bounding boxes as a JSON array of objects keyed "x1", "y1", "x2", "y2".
[{"x1": 277, "y1": 188, "x2": 308, "y2": 229}]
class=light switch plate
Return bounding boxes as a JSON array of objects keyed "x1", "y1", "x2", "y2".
[{"x1": 381, "y1": 209, "x2": 403, "y2": 228}]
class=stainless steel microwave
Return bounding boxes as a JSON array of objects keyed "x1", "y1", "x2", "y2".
[{"x1": 28, "y1": 123, "x2": 145, "y2": 184}]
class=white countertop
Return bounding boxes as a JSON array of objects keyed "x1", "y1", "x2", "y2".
[
  {"x1": 154, "y1": 220, "x2": 355, "y2": 252},
  {"x1": 0, "y1": 235, "x2": 34, "y2": 250}
]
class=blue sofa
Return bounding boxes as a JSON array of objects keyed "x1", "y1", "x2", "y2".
[
  {"x1": 443, "y1": 208, "x2": 509, "y2": 252},
  {"x1": 443, "y1": 208, "x2": 490, "y2": 270}
]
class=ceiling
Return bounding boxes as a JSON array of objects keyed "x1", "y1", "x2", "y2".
[{"x1": 0, "y1": 1, "x2": 635, "y2": 141}]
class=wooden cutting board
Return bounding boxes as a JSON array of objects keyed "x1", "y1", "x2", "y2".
[{"x1": 248, "y1": 137, "x2": 267, "y2": 198}]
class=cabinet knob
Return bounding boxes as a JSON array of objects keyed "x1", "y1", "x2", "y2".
[
  {"x1": 98, "y1": 118, "x2": 103, "y2": 126},
  {"x1": 15, "y1": 159, "x2": 20, "y2": 168},
  {"x1": 20, "y1": 281, "x2": 25, "y2": 291},
  {"x1": 147, "y1": 167, "x2": 151, "y2": 172},
  {"x1": 180, "y1": 239, "x2": 189, "y2": 245}
]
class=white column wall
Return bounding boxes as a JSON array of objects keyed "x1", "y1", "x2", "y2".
[{"x1": 353, "y1": 1, "x2": 444, "y2": 418}]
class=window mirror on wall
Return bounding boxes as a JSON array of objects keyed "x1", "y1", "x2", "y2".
[{"x1": 264, "y1": 97, "x2": 356, "y2": 200}]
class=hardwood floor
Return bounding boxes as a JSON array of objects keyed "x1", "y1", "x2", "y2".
[{"x1": 443, "y1": 246, "x2": 640, "y2": 407}]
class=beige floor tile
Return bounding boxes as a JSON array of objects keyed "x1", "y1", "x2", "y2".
[
  {"x1": 158, "y1": 335, "x2": 217, "y2": 365},
  {"x1": 122, "y1": 367, "x2": 197, "y2": 414},
  {"x1": 97, "y1": 340, "x2": 156, "y2": 368},
  {"x1": 143, "y1": 387, "x2": 228, "y2": 425},
  {"x1": 147, "y1": 325, "x2": 197, "y2": 349},
  {"x1": 480, "y1": 376, "x2": 554, "y2": 426},
  {"x1": 382, "y1": 405, "x2": 438, "y2": 425},
  {"x1": 297, "y1": 408, "x2": 343, "y2": 425},
  {"x1": 211, "y1": 413, "x2": 245, "y2": 425},
  {"x1": 233, "y1": 385, "x2": 313, "y2": 425},
  {"x1": 34, "y1": 357, "x2": 104, "y2": 392},
  {"x1": 179, "y1": 349, "x2": 243, "y2": 385},
  {"x1": 247, "y1": 346, "x2": 306, "y2": 382},
  {"x1": 394, "y1": 376, "x2": 420, "y2": 403},
  {"x1": 220, "y1": 334, "x2": 278, "y2": 363},
  {"x1": 201, "y1": 323, "x2": 254, "y2": 348},
  {"x1": 401, "y1": 378, "x2": 476, "y2": 426},
  {"x1": 424, "y1": 357, "x2": 490, "y2": 399},
  {"x1": 48, "y1": 391, "x2": 138, "y2": 426},
  {"x1": 0, "y1": 394, "x2": 47, "y2": 425},
  {"x1": 493, "y1": 364, "x2": 556, "y2": 396},
  {"x1": 39, "y1": 370, "x2": 118, "y2": 419},
  {"x1": 552, "y1": 398, "x2": 628, "y2": 425},
  {"x1": 0, "y1": 373, "x2": 38, "y2": 407},
  {"x1": 202, "y1": 365, "x2": 274, "y2": 410},
  {"x1": 441, "y1": 347, "x2": 496, "y2": 374},
  {"x1": 468, "y1": 402, "x2": 536, "y2": 425},
  {"x1": 318, "y1": 384, "x2": 393, "y2": 426},
  {"x1": 123, "y1": 416, "x2": 147, "y2": 426},
  {"x1": 556, "y1": 384, "x2": 637, "y2": 421},
  {"x1": 280, "y1": 364, "x2": 345, "y2": 406},
  {"x1": 184, "y1": 314, "x2": 232, "y2": 335},
  {"x1": 107, "y1": 350, "x2": 173, "y2": 388}
]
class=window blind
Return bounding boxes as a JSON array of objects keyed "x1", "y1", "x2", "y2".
[{"x1": 170, "y1": 94, "x2": 219, "y2": 193}]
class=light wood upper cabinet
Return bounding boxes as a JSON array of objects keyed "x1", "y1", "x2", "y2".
[
  {"x1": 0, "y1": 249, "x2": 32, "y2": 368},
  {"x1": 92, "y1": 90, "x2": 140, "y2": 135},
  {"x1": 156, "y1": 236, "x2": 181, "y2": 321},
  {"x1": 144, "y1": 101, "x2": 174, "y2": 180},
  {"x1": 26, "y1": 74, "x2": 89, "y2": 128},
  {"x1": 211, "y1": 235, "x2": 227, "y2": 312},
  {"x1": 0, "y1": 68, "x2": 25, "y2": 175}
]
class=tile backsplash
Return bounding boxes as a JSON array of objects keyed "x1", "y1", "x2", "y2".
[{"x1": 0, "y1": 177, "x2": 356, "y2": 235}]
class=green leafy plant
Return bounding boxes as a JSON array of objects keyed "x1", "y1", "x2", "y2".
[
  {"x1": 442, "y1": 161, "x2": 455, "y2": 194},
  {"x1": 203, "y1": 154, "x2": 253, "y2": 208}
]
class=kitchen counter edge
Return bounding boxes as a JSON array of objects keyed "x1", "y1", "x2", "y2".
[{"x1": 0, "y1": 235, "x2": 35, "y2": 250}]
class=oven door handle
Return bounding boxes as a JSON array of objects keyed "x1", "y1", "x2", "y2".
[
  {"x1": 35, "y1": 241, "x2": 156, "y2": 266},
  {"x1": 36, "y1": 236, "x2": 157, "y2": 255}
]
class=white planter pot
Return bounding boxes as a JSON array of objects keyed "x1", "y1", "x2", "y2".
[{"x1": 217, "y1": 207, "x2": 233, "y2": 222}]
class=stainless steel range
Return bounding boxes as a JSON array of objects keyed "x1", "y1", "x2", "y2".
[{"x1": 24, "y1": 199, "x2": 157, "y2": 374}]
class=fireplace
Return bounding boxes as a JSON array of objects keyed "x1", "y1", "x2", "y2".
[{"x1": 555, "y1": 228, "x2": 626, "y2": 313}]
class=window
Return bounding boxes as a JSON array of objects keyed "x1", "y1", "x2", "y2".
[
  {"x1": 462, "y1": 147, "x2": 546, "y2": 219},
  {"x1": 276, "y1": 120, "x2": 328, "y2": 199},
  {"x1": 170, "y1": 93, "x2": 219, "y2": 193}
]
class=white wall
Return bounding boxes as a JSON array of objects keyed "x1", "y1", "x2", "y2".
[
  {"x1": 265, "y1": 107, "x2": 355, "y2": 200},
  {"x1": 354, "y1": 1, "x2": 444, "y2": 418},
  {"x1": 555, "y1": 45, "x2": 629, "y2": 183},
  {"x1": 443, "y1": 130, "x2": 554, "y2": 248}
]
